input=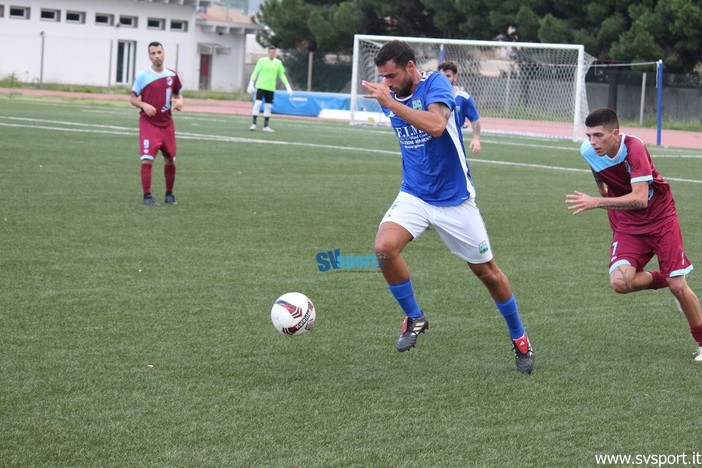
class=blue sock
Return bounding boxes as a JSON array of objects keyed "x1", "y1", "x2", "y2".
[
  {"x1": 495, "y1": 294, "x2": 525, "y2": 340},
  {"x1": 388, "y1": 279, "x2": 423, "y2": 318}
]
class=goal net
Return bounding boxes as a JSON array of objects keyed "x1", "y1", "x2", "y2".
[{"x1": 351, "y1": 35, "x2": 597, "y2": 141}]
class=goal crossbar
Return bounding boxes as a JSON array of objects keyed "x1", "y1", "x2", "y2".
[{"x1": 351, "y1": 34, "x2": 596, "y2": 141}]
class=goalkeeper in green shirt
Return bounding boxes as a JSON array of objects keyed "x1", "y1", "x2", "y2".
[{"x1": 247, "y1": 46, "x2": 293, "y2": 132}]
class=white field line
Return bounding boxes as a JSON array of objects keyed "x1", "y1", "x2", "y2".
[{"x1": 2, "y1": 116, "x2": 701, "y2": 184}]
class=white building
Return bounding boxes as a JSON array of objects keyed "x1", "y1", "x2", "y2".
[{"x1": 0, "y1": 0, "x2": 262, "y2": 91}]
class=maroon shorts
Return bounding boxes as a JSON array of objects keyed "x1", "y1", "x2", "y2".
[
  {"x1": 609, "y1": 217, "x2": 693, "y2": 277},
  {"x1": 139, "y1": 117, "x2": 176, "y2": 161}
]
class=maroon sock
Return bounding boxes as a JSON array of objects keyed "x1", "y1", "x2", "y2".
[
  {"x1": 690, "y1": 323, "x2": 702, "y2": 346},
  {"x1": 141, "y1": 164, "x2": 153, "y2": 195},
  {"x1": 165, "y1": 163, "x2": 176, "y2": 193},
  {"x1": 648, "y1": 270, "x2": 668, "y2": 290}
]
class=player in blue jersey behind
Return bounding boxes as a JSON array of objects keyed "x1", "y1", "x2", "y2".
[
  {"x1": 438, "y1": 61, "x2": 481, "y2": 155},
  {"x1": 362, "y1": 40, "x2": 534, "y2": 374}
]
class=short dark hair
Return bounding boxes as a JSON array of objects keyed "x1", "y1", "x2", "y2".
[
  {"x1": 585, "y1": 107, "x2": 619, "y2": 130},
  {"x1": 268, "y1": 45, "x2": 276, "y2": 50},
  {"x1": 148, "y1": 41, "x2": 163, "y2": 50},
  {"x1": 438, "y1": 61, "x2": 458, "y2": 74},
  {"x1": 374, "y1": 40, "x2": 416, "y2": 68}
]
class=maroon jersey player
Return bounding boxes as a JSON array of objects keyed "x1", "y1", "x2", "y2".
[
  {"x1": 566, "y1": 107, "x2": 702, "y2": 362},
  {"x1": 130, "y1": 41, "x2": 183, "y2": 206}
]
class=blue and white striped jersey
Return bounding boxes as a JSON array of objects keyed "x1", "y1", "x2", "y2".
[{"x1": 381, "y1": 71, "x2": 475, "y2": 206}]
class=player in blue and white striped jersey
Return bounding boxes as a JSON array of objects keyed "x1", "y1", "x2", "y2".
[
  {"x1": 362, "y1": 40, "x2": 534, "y2": 373},
  {"x1": 438, "y1": 61, "x2": 482, "y2": 155}
]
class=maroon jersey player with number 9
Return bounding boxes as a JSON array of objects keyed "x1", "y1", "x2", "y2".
[{"x1": 130, "y1": 41, "x2": 183, "y2": 206}]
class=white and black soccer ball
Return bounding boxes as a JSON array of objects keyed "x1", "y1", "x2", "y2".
[{"x1": 271, "y1": 292, "x2": 316, "y2": 336}]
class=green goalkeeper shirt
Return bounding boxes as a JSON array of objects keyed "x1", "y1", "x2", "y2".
[{"x1": 250, "y1": 57, "x2": 290, "y2": 92}]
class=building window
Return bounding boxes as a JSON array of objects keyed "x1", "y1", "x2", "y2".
[
  {"x1": 95, "y1": 13, "x2": 114, "y2": 26},
  {"x1": 170, "y1": 20, "x2": 188, "y2": 32},
  {"x1": 66, "y1": 11, "x2": 85, "y2": 23},
  {"x1": 147, "y1": 18, "x2": 165, "y2": 30},
  {"x1": 9, "y1": 6, "x2": 30, "y2": 19},
  {"x1": 116, "y1": 40, "x2": 137, "y2": 85},
  {"x1": 40, "y1": 9, "x2": 60, "y2": 22},
  {"x1": 119, "y1": 15, "x2": 137, "y2": 28},
  {"x1": 0, "y1": 5, "x2": 5, "y2": 18}
]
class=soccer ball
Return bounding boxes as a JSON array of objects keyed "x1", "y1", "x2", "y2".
[{"x1": 271, "y1": 292, "x2": 316, "y2": 336}]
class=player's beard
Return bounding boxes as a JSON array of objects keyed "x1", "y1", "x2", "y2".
[{"x1": 393, "y1": 73, "x2": 414, "y2": 99}]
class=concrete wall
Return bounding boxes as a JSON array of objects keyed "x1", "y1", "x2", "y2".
[
  {"x1": 0, "y1": 0, "x2": 255, "y2": 91},
  {"x1": 587, "y1": 81, "x2": 702, "y2": 123}
]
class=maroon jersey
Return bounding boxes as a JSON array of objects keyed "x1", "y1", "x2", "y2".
[
  {"x1": 579, "y1": 134, "x2": 678, "y2": 235},
  {"x1": 131, "y1": 67, "x2": 182, "y2": 128}
]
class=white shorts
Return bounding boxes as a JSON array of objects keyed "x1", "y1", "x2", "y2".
[{"x1": 380, "y1": 191, "x2": 493, "y2": 264}]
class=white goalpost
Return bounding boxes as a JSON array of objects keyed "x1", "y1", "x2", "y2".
[{"x1": 351, "y1": 34, "x2": 597, "y2": 141}]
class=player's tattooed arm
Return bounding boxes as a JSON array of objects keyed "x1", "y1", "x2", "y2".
[
  {"x1": 569, "y1": 177, "x2": 647, "y2": 213},
  {"x1": 566, "y1": 179, "x2": 647, "y2": 214},
  {"x1": 429, "y1": 102, "x2": 451, "y2": 121},
  {"x1": 591, "y1": 169, "x2": 608, "y2": 197},
  {"x1": 392, "y1": 101, "x2": 450, "y2": 138},
  {"x1": 594, "y1": 181, "x2": 649, "y2": 211},
  {"x1": 594, "y1": 199, "x2": 646, "y2": 210}
]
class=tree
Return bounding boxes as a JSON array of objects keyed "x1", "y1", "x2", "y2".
[
  {"x1": 308, "y1": 2, "x2": 363, "y2": 52},
  {"x1": 537, "y1": 14, "x2": 573, "y2": 44},
  {"x1": 588, "y1": 0, "x2": 701, "y2": 73},
  {"x1": 421, "y1": 0, "x2": 501, "y2": 40},
  {"x1": 358, "y1": 0, "x2": 440, "y2": 38},
  {"x1": 255, "y1": 0, "x2": 317, "y2": 52},
  {"x1": 255, "y1": 0, "x2": 441, "y2": 54},
  {"x1": 608, "y1": 13, "x2": 663, "y2": 65},
  {"x1": 514, "y1": 6, "x2": 540, "y2": 42},
  {"x1": 255, "y1": 0, "x2": 702, "y2": 74}
]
